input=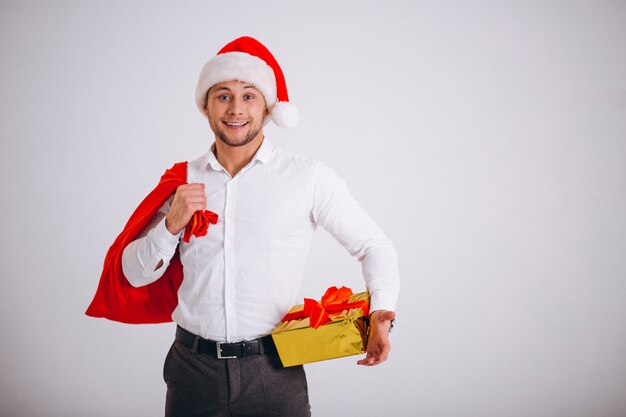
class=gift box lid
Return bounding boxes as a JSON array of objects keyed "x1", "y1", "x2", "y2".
[{"x1": 273, "y1": 291, "x2": 370, "y2": 333}]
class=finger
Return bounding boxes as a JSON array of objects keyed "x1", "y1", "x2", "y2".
[
  {"x1": 182, "y1": 195, "x2": 207, "y2": 205},
  {"x1": 357, "y1": 341, "x2": 389, "y2": 366},
  {"x1": 365, "y1": 339, "x2": 391, "y2": 364},
  {"x1": 179, "y1": 188, "x2": 207, "y2": 200},
  {"x1": 176, "y1": 185, "x2": 206, "y2": 198},
  {"x1": 369, "y1": 354, "x2": 385, "y2": 365},
  {"x1": 373, "y1": 342, "x2": 389, "y2": 360},
  {"x1": 357, "y1": 354, "x2": 385, "y2": 366},
  {"x1": 377, "y1": 346, "x2": 390, "y2": 363},
  {"x1": 180, "y1": 199, "x2": 206, "y2": 211},
  {"x1": 175, "y1": 184, "x2": 200, "y2": 193},
  {"x1": 187, "y1": 204, "x2": 208, "y2": 213},
  {"x1": 365, "y1": 350, "x2": 388, "y2": 366},
  {"x1": 178, "y1": 188, "x2": 207, "y2": 199},
  {"x1": 357, "y1": 354, "x2": 374, "y2": 366},
  {"x1": 185, "y1": 182, "x2": 205, "y2": 189}
]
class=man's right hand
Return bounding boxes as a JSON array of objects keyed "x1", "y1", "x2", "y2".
[{"x1": 165, "y1": 183, "x2": 207, "y2": 235}]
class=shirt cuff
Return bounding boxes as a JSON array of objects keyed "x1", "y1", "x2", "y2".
[
  {"x1": 149, "y1": 217, "x2": 181, "y2": 253},
  {"x1": 369, "y1": 289, "x2": 397, "y2": 314}
]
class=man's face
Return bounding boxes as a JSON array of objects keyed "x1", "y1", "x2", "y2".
[{"x1": 204, "y1": 80, "x2": 268, "y2": 148}]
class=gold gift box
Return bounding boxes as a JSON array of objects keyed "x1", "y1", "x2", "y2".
[{"x1": 271, "y1": 292, "x2": 370, "y2": 367}]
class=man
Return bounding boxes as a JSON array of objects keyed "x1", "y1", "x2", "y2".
[{"x1": 120, "y1": 36, "x2": 399, "y2": 417}]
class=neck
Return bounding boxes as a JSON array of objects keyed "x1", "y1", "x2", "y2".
[{"x1": 213, "y1": 134, "x2": 264, "y2": 177}]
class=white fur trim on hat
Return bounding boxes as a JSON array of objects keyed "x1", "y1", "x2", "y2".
[
  {"x1": 195, "y1": 52, "x2": 277, "y2": 115},
  {"x1": 271, "y1": 101, "x2": 299, "y2": 128}
]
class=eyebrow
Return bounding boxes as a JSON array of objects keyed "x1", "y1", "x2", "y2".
[{"x1": 213, "y1": 84, "x2": 257, "y2": 93}]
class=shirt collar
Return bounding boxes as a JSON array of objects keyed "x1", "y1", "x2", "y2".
[
  {"x1": 204, "y1": 138, "x2": 275, "y2": 172},
  {"x1": 253, "y1": 138, "x2": 275, "y2": 164}
]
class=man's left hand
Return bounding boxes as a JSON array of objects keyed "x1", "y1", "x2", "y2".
[{"x1": 357, "y1": 310, "x2": 396, "y2": 366}]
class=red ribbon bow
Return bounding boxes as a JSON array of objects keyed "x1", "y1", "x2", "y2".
[
  {"x1": 281, "y1": 286, "x2": 370, "y2": 329},
  {"x1": 182, "y1": 210, "x2": 219, "y2": 243}
]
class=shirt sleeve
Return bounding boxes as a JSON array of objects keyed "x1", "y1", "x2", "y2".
[
  {"x1": 121, "y1": 196, "x2": 182, "y2": 287},
  {"x1": 310, "y1": 162, "x2": 400, "y2": 312}
]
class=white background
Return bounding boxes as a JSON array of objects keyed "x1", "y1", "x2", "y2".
[{"x1": 1, "y1": 1, "x2": 625, "y2": 416}]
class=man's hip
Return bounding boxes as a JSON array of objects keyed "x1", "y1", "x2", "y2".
[{"x1": 164, "y1": 326, "x2": 311, "y2": 417}]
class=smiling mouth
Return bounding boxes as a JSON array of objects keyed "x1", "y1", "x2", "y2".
[{"x1": 223, "y1": 121, "x2": 249, "y2": 127}]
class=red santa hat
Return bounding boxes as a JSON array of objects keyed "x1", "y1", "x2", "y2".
[{"x1": 195, "y1": 36, "x2": 298, "y2": 128}]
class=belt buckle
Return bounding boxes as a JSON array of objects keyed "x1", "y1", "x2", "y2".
[{"x1": 216, "y1": 342, "x2": 238, "y2": 359}]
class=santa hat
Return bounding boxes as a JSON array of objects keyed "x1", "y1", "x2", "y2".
[{"x1": 195, "y1": 36, "x2": 298, "y2": 128}]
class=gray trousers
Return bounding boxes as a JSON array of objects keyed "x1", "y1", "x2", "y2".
[{"x1": 163, "y1": 339, "x2": 312, "y2": 417}]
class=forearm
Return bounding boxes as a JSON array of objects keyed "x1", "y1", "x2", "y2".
[
  {"x1": 121, "y1": 215, "x2": 181, "y2": 287},
  {"x1": 360, "y1": 236, "x2": 400, "y2": 313}
]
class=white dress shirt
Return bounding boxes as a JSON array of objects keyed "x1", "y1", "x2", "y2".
[{"x1": 122, "y1": 139, "x2": 399, "y2": 342}]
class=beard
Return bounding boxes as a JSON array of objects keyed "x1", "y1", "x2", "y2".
[{"x1": 215, "y1": 123, "x2": 263, "y2": 147}]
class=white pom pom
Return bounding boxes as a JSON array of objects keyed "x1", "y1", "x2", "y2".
[{"x1": 271, "y1": 101, "x2": 299, "y2": 128}]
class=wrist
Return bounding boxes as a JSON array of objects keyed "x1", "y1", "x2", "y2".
[
  {"x1": 369, "y1": 310, "x2": 396, "y2": 332},
  {"x1": 165, "y1": 216, "x2": 183, "y2": 235}
]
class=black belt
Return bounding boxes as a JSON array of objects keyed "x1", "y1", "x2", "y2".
[{"x1": 175, "y1": 326, "x2": 277, "y2": 359}]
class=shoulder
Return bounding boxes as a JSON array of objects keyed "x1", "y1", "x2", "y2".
[
  {"x1": 269, "y1": 147, "x2": 340, "y2": 175},
  {"x1": 182, "y1": 152, "x2": 213, "y2": 183},
  {"x1": 270, "y1": 147, "x2": 348, "y2": 184},
  {"x1": 159, "y1": 153, "x2": 206, "y2": 184},
  {"x1": 272, "y1": 147, "x2": 316, "y2": 168},
  {"x1": 270, "y1": 148, "x2": 349, "y2": 200},
  {"x1": 268, "y1": 147, "x2": 320, "y2": 177},
  {"x1": 187, "y1": 153, "x2": 207, "y2": 172},
  {"x1": 158, "y1": 160, "x2": 188, "y2": 183}
]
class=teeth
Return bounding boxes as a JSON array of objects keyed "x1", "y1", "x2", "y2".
[{"x1": 225, "y1": 122, "x2": 247, "y2": 127}]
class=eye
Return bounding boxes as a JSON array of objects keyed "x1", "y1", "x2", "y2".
[
  {"x1": 244, "y1": 94, "x2": 255, "y2": 100},
  {"x1": 218, "y1": 94, "x2": 230, "y2": 101}
]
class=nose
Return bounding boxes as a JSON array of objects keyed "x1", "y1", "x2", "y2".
[{"x1": 227, "y1": 96, "x2": 244, "y2": 115}]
